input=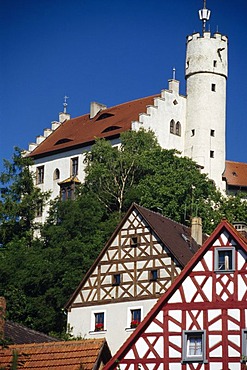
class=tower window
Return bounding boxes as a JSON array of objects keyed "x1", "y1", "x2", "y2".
[
  {"x1": 210, "y1": 130, "x2": 215, "y2": 137},
  {"x1": 191, "y1": 129, "x2": 195, "y2": 137},
  {"x1": 211, "y1": 84, "x2": 216, "y2": 92},
  {"x1": 213, "y1": 60, "x2": 217, "y2": 67},
  {"x1": 210, "y1": 151, "x2": 214, "y2": 158}
]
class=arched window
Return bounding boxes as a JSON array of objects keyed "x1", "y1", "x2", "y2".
[
  {"x1": 176, "y1": 121, "x2": 181, "y2": 136},
  {"x1": 170, "y1": 120, "x2": 175, "y2": 134},
  {"x1": 53, "y1": 168, "x2": 60, "y2": 180}
]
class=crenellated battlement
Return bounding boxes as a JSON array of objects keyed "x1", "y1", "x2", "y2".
[{"x1": 187, "y1": 31, "x2": 228, "y2": 43}]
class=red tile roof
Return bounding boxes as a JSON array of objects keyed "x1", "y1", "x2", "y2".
[
  {"x1": 30, "y1": 95, "x2": 157, "y2": 159},
  {"x1": 223, "y1": 160, "x2": 247, "y2": 187},
  {"x1": 0, "y1": 339, "x2": 111, "y2": 370}
]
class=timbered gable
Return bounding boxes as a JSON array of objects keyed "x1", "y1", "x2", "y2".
[
  {"x1": 104, "y1": 220, "x2": 247, "y2": 370},
  {"x1": 66, "y1": 204, "x2": 199, "y2": 310}
]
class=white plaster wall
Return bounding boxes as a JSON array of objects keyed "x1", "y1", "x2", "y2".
[{"x1": 67, "y1": 298, "x2": 157, "y2": 355}]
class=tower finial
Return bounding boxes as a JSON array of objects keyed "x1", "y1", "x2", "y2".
[
  {"x1": 198, "y1": 0, "x2": 211, "y2": 33},
  {"x1": 172, "y1": 67, "x2": 176, "y2": 80},
  {"x1": 63, "y1": 95, "x2": 69, "y2": 113}
]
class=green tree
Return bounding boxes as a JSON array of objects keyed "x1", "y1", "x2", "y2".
[{"x1": 0, "y1": 148, "x2": 49, "y2": 247}]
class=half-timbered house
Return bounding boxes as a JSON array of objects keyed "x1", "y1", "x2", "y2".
[
  {"x1": 65, "y1": 203, "x2": 201, "y2": 354},
  {"x1": 104, "y1": 219, "x2": 247, "y2": 370}
]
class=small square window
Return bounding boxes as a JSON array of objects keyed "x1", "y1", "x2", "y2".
[
  {"x1": 211, "y1": 83, "x2": 216, "y2": 92},
  {"x1": 210, "y1": 151, "x2": 214, "y2": 158},
  {"x1": 182, "y1": 330, "x2": 206, "y2": 363},
  {"x1": 94, "y1": 312, "x2": 104, "y2": 331},
  {"x1": 36, "y1": 166, "x2": 44, "y2": 184},
  {"x1": 131, "y1": 236, "x2": 139, "y2": 248},
  {"x1": 112, "y1": 274, "x2": 121, "y2": 286},
  {"x1": 210, "y1": 129, "x2": 215, "y2": 137},
  {"x1": 214, "y1": 247, "x2": 235, "y2": 272},
  {"x1": 150, "y1": 269, "x2": 158, "y2": 281},
  {"x1": 130, "y1": 309, "x2": 141, "y2": 328},
  {"x1": 71, "y1": 157, "x2": 79, "y2": 176}
]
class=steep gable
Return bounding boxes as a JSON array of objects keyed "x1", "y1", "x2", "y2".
[
  {"x1": 65, "y1": 204, "x2": 200, "y2": 310},
  {"x1": 104, "y1": 220, "x2": 247, "y2": 370}
]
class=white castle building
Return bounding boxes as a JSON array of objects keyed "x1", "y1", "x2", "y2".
[{"x1": 26, "y1": 2, "x2": 246, "y2": 223}]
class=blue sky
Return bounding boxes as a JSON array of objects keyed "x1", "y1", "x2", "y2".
[{"x1": 0, "y1": 0, "x2": 247, "y2": 172}]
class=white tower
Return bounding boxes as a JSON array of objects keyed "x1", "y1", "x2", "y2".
[{"x1": 184, "y1": 1, "x2": 228, "y2": 190}]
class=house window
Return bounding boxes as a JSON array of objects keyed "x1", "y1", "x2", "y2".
[
  {"x1": 53, "y1": 168, "x2": 60, "y2": 180},
  {"x1": 150, "y1": 269, "x2": 158, "y2": 281},
  {"x1": 214, "y1": 247, "x2": 235, "y2": 272},
  {"x1": 94, "y1": 312, "x2": 104, "y2": 331},
  {"x1": 36, "y1": 166, "x2": 44, "y2": 184},
  {"x1": 211, "y1": 83, "x2": 216, "y2": 92},
  {"x1": 242, "y1": 329, "x2": 247, "y2": 359},
  {"x1": 112, "y1": 274, "x2": 121, "y2": 286},
  {"x1": 170, "y1": 119, "x2": 175, "y2": 134},
  {"x1": 130, "y1": 309, "x2": 141, "y2": 328},
  {"x1": 210, "y1": 129, "x2": 215, "y2": 137},
  {"x1": 61, "y1": 186, "x2": 74, "y2": 201},
  {"x1": 71, "y1": 157, "x2": 78, "y2": 176},
  {"x1": 131, "y1": 236, "x2": 139, "y2": 248},
  {"x1": 175, "y1": 122, "x2": 181, "y2": 136},
  {"x1": 182, "y1": 330, "x2": 206, "y2": 363},
  {"x1": 210, "y1": 150, "x2": 214, "y2": 158}
]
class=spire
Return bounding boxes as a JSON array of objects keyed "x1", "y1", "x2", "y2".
[
  {"x1": 198, "y1": 0, "x2": 211, "y2": 33},
  {"x1": 63, "y1": 95, "x2": 69, "y2": 114}
]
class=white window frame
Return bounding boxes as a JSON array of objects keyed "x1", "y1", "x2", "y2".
[
  {"x1": 182, "y1": 330, "x2": 206, "y2": 363},
  {"x1": 90, "y1": 309, "x2": 106, "y2": 333},
  {"x1": 127, "y1": 306, "x2": 143, "y2": 330},
  {"x1": 214, "y1": 247, "x2": 235, "y2": 272}
]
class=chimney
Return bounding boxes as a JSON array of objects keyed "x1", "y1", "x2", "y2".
[
  {"x1": 0, "y1": 297, "x2": 6, "y2": 341},
  {"x1": 90, "y1": 102, "x2": 107, "y2": 119},
  {"x1": 191, "y1": 217, "x2": 202, "y2": 246}
]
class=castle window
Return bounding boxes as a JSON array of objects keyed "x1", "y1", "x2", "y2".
[
  {"x1": 170, "y1": 120, "x2": 175, "y2": 134},
  {"x1": 176, "y1": 122, "x2": 181, "y2": 136},
  {"x1": 112, "y1": 274, "x2": 121, "y2": 286},
  {"x1": 210, "y1": 151, "x2": 214, "y2": 158},
  {"x1": 94, "y1": 312, "x2": 105, "y2": 331},
  {"x1": 182, "y1": 330, "x2": 206, "y2": 363},
  {"x1": 53, "y1": 168, "x2": 60, "y2": 180},
  {"x1": 214, "y1": 247, "x2": 235, "y2": 272},
  {"x1": 36, "y1": 166, "x2": 44, "y2": 184},
  {"x1": 150, "y1": 269, "x2": 158, "y2": 281},
  {"x1": 211, "y1": 83, "x2": 216, "y2": 92},
  {"x1": 191, "y1": 129, "x2": 195, "y2": 137},
  {"x1": 71, "y1": 157, "x2": 78, "y2": 176},
  {"x1": 213, "y1": 60, "x2": 217, "y2": 67},
  {"x1": 36, "y1": 201, "x2": 43, "y2": 217},
  {"x1": 210, "y1": 129, "x2": 215, "y2": 137}
]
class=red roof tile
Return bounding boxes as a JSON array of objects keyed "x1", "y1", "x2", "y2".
[
  {"x1": 0, "y1": 339, "x2": 111, "y2": 370},
  {"x1": 30, "y1": 95, "x2": 158, "y2": 158},
  {"x1": 223, "y1": 160, "x2": 247, "y2": 187}
]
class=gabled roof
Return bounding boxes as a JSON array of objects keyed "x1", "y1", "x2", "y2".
[
  {"x1": 4, "y1": 320, "x2": 58, "y2": 344},
  {"x1": 104, "y1": 219, "x2": 247, "y2": 369},
  {"x1": 0, "y1": 339, "x2": 111, "y2": 370},
  {"x1": 30, "y1": 95, "x2": 158, "y2": 159},
  {"x1": 223, "y1": 160, "x2": 247, "y2": 187},
  {"x1": 65, "y1": 203, "x2": 200, "y2": 309}
]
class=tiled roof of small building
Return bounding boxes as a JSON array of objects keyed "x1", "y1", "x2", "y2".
[
  {"x1": 0, "y1": 339, "x2": 111, "y2": 370},
  {"x1": 223, "y1": 160, "x2": 247, "y2": 187},
  {"x1": 30, "y1": 95, "x2": 157, "y2": 158},
  {"x1": 4, "y1": 320, "x2": 58, "y2": 344}
]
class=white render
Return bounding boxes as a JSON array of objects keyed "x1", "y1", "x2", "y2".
[{"x1": 67, "y1": 299, "x2": 157, "y2": 355}]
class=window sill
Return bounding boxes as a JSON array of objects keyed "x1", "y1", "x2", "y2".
[
  {"x1": 214, "y1": 270, "x2": 235, "y2": 274},
  {"x1": 125, "y1": 327, "x2": 138, "y2": 332},
  {"x1": 181, "y1": 359, "x2": 208, "y2": 364},
  {"x1": 89, "y1": 330, "x2": 107, "y2": 335}
]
